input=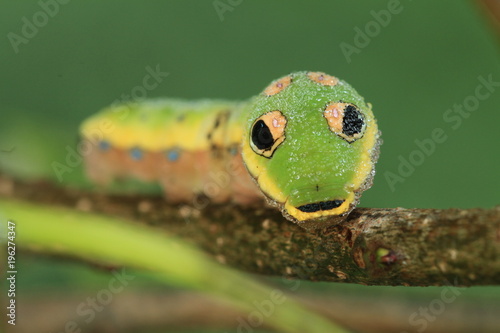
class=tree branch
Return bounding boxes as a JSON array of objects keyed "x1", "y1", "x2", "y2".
[{"x1": 2, "y1": 175, "x2": 500, "y2": 286}]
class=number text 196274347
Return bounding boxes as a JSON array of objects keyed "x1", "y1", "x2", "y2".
[{"x1": 6, "y1": 220, "x2": 17, "y2": 326}]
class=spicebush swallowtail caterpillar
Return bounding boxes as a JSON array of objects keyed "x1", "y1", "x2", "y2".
[{"x1": 81, "y1": 71, "x2": 381, "y2": 229}]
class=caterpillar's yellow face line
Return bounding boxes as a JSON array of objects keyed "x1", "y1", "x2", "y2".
[{"x1": 282, "y1": 189, "x2": 356, "y2": 222}]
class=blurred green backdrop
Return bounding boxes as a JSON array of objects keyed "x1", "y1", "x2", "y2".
[
  {"x1": 1, "y1": 0, "x2": 499, "y2": 210},
  {"x1": 1, "y1": 0, "x2": 500, "y2": 332}
]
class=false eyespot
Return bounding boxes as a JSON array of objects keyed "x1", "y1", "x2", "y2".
[
  {"x1": 323, "y1": 102, "x2": 366, "y2": 143},
  {"x1": 249, "y1": 111, "x2": 287, "y2": 158},
  {"x1": 80, "y1": 71, "x2": 380, "y2": 229}
]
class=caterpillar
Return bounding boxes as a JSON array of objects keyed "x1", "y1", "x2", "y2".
[{"x1": 80, "y1": 71, "x2": 381, "y2": 228}]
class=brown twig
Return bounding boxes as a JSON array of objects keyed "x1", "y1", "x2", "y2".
[
  {"x1": 1, "y1": 175, "x2": 500, "y2": 286},
  {"x1": 475, "y1": 0, "x2": 500, "y2": 41}
]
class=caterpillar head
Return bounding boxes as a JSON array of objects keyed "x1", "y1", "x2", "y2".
[{"x1": 241, "y1": 71, "x2": 381, "y2": 228}]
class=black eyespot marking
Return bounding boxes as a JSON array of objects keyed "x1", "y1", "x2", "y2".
[
  {"x1": 323, "y1": 102, "x2": 366, "y2": 143},
  {"x1": 342, "y1": 105, "x2": 364, "y2": 136},
  {"x1": 252, "y1": 120, "x2": 274, "y2": 150},
  {"x1": 297, "y1": 200, "x2": 345, "y2": 213},
  {"x1": 249, "y1": 111, "x2": 287, "y2": 158}
]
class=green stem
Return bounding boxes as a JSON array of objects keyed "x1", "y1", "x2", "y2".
[{"x1": 0, "y1": 198, "x2": 348, "y2": 333}]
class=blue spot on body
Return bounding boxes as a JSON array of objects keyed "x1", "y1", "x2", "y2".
[
  {"x1": 130, "y1": 147, "x2": 143, "y2": 160},
  {"x1": 166, "y1": 148, "x2": 181, "y2": 162},
  {"x1": 99, "y1": 141, "x2": 111, "y2": 151},
  {"x1": 229, "y1": 146, "x2": 238, "y2": 156}
]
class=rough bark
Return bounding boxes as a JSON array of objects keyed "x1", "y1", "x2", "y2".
[{"x1": 1, "y1": 175, "x2": 500, "y2": 286}]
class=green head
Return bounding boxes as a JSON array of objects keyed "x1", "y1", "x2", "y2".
[{"x1": 241, "y1": 71, "x2": 380, "y2": 227}]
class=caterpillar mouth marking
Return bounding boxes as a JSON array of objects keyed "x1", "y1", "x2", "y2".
[{"x1": 297, "y1": 200, "x2": 345, "y2": 213}]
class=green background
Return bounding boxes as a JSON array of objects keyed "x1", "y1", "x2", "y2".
[
  {"x1": 1, "y1": 0, "x2": 500, "y2": 332},
  {"x1": 1, "y1": 0, "x2": 499, "y2": 209}
]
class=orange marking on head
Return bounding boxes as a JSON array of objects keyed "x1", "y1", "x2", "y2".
[
  {"x1": 323, "y1": 102, "x2": 365, "y2": 143},
  {"x1": 268, "y1": 111, "x2": 286, "y2": 132},
  {"x1": 263, "y1": 76, "x2": 292, "y2": 96},
  {"x1": 324, "y1": 102, "x2": 345, "y2": 134},
  {"x1": 308, "y1": 72, "x2": 339, "y2": 86},
  {"x1": 250, "y1": 110, "x2": 287, "y2": 158}
]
